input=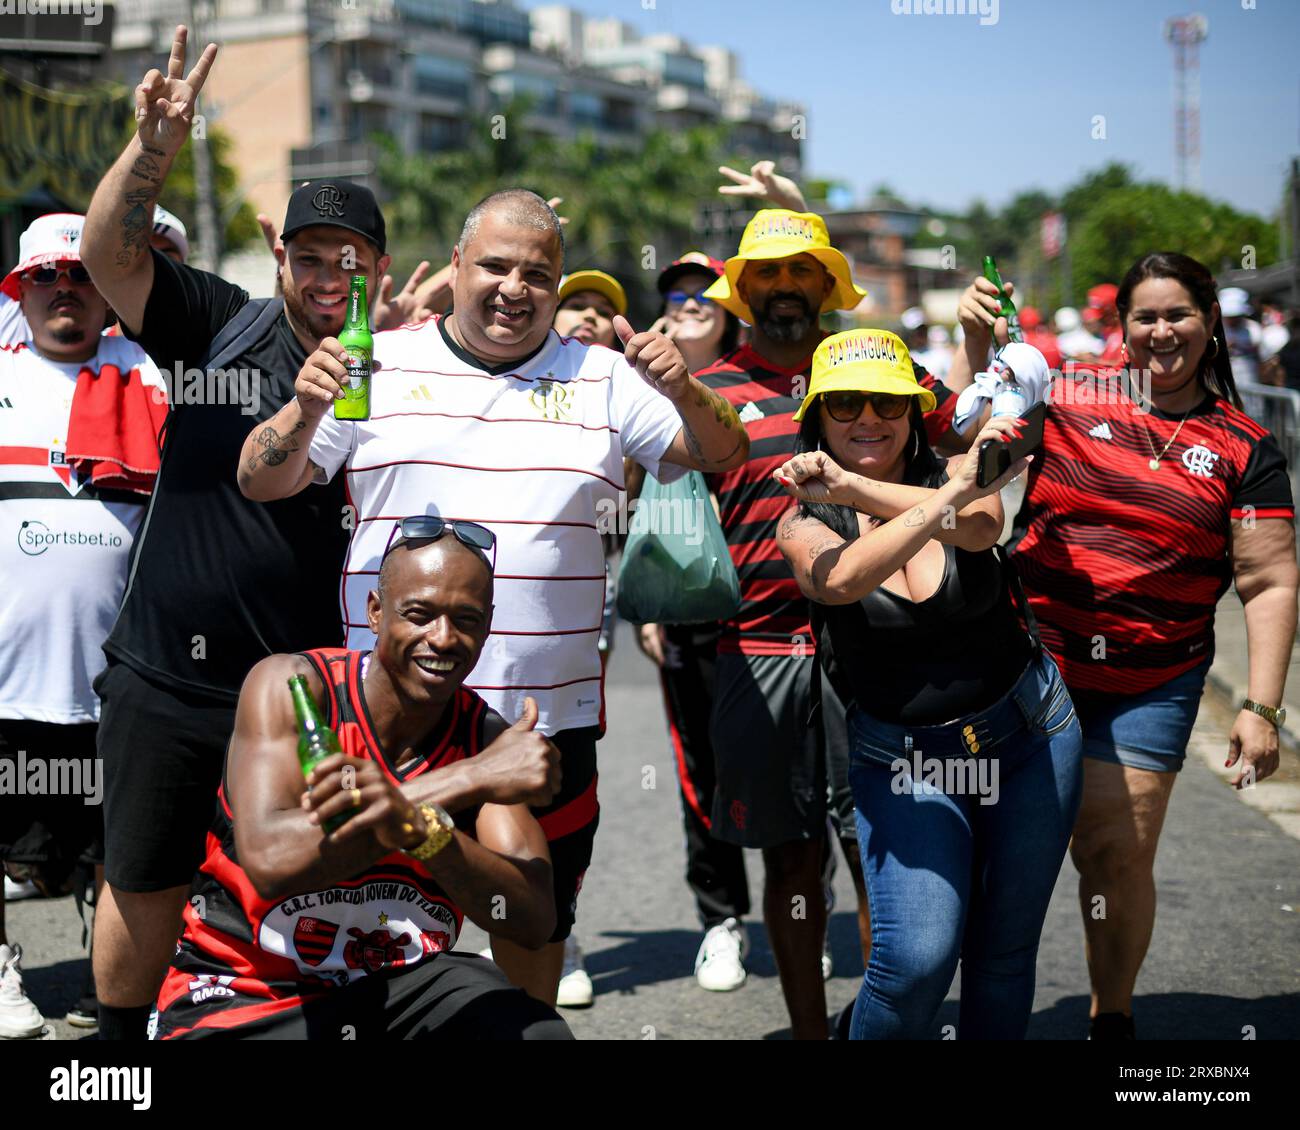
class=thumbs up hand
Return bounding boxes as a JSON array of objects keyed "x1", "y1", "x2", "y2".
[
  {"x1": 474, "y1": 697, "x2": 562, "y2": 806},
  {"x1": 613, "y1": 314, "x2": 691, "y2": 403}
]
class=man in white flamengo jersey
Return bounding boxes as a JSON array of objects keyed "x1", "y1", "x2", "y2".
[{"x1": 239, "y1": 188, "x2": 749, "y2": 1004}]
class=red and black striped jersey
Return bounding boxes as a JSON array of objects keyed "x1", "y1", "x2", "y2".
[
  {"x1": 154, "y1": 647, "x2": 491, "y2": 1039},
  {"x1": 1010, "y1": 375, "x2": 1295, "y2": 695},
  {"x1": 698, "y1": 342, "x2": 956, "y2": 656}
]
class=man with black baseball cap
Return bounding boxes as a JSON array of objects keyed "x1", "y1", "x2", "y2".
[{"x1": 79, "y1": 25, "x2": 393, "y2": 1040}]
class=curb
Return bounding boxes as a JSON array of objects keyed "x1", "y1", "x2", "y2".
[{"x1": 1203, "y1": 660, "x2": 1300, "y2": 844}]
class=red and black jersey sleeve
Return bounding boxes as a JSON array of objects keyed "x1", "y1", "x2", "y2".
[
  {"x1": 1232, "y1": 431, "x2": 1295, "y2": 521},
  {"x1": 915, "y1": 363, "x2": 956, "y2": 446}
]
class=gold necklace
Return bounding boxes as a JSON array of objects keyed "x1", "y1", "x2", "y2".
[{"x1": 1143, "y1": 408, "x2": 1193, "y2": 471}]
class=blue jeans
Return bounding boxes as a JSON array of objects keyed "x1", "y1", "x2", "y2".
[{"x1": 846, "y1": 650, "x2": 1083, "y2": 1040}]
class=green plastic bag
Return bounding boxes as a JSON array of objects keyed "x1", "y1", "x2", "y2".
[{"x1": 615, "y1": 470, "x2": 740, "y2": 625}]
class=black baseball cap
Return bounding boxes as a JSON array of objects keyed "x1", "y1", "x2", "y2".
[{"x1": 281, "y1": 179, "x2": 386, "y2": 255}]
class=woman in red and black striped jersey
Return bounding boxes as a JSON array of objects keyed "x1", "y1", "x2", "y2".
[
  {"x1": 153, "y1": 530, "x2": 571, "y2": 1039},
  {"x1": 774, "y1": 329, "x2": 1083, "y2": 1040},
  {"x1": 959, "y1": 252, "x2": 1299, "y2": 1040}
]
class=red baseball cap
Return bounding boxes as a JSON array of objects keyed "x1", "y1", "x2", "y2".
[
  {"x1": 658, "y1": 251, "x2": 726, "y2": 295},
  {"x1": 1082, "y1": 305, "x2": 1106, "y2": 323},
  {"x1": 1087, "y1": 283, "x2": 1118, "y2": 312},
  {"x1": 1020, "y1": 306, "x2": 1042, "y2": 330}
]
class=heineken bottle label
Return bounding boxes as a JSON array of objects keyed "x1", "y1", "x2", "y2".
[{"x1": 343, "y1": 349, "x2": 370, "y2": 391}]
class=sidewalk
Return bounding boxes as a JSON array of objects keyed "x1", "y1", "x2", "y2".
[{"x1": 1205, "y1": 588, "x2": 1300, "y2": 840}]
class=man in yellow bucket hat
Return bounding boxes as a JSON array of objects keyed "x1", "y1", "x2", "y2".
[
  {"x1": 693, "y1": 210, "x2": 964, "y2": 1038},
  {"x1": 705, "y1": 209, "x2": 864, "y2": 348}
]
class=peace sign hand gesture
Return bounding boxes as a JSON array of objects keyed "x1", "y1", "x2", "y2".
[
  {"x1": 134, "y1": 25, "x2": 218, "y2": 156},
  {"x1": 717, "y1": 161, "x2": 808, "y2": 213}
]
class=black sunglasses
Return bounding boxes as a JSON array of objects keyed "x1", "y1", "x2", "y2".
[
  {"x1": 26, "y1": 264, "x2": 92, "y2": 287},
  {"x1": 383, "y1": 516, "x2": 497, "y2": 570},
  {"x1": 822, "y1": 390, "x2": 911, "y2": 423}
]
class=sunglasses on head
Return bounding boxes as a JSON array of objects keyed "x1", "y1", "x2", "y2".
[
  {"x1": 25, "y1": 264, "x2": 92, "y2": 287},
  {"x1": 665, "y1": 289, "x2": 714, "y2": 307},
  {"x1": 822, "y1": 390, "x2": 912, "y2": 422},
  {"x1": 382, "y1": 516, "x2": 497, "y2": 571}
]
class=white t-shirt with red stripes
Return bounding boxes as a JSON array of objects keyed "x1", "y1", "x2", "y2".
[
  {"x1": 0, "y1": 338, "x2": 166, "y2": 723},
  {"x1": 309, "y1": 316, "x2": 685, "y2": 735}
]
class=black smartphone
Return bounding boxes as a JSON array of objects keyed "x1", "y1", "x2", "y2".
[{"x1": 976, "y1": 400, "x2": 1047, "y2": 488}]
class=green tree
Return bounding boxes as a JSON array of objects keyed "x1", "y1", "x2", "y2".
[
  {"x1": 150, "y1": 125, "x2": 260, "y2": 255},
  {"x1": 1070, "y1": 183, "x2": 1279, "y2": 293}
]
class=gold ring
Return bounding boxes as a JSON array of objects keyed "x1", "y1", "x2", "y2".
[
  {"x1": 350, "y1": 788, "x2": 362, "y2": 808},
  {"x1": 400, "y1": 822, "x2": 414, "y2": 837}
]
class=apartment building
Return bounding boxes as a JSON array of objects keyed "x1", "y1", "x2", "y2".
[{"x1": 107, "y1": 0, "x2": 803, "y2": 245}]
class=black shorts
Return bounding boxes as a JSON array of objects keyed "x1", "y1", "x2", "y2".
[
  {"x1": 97, "y1": 660, "x2": 234, "y2": 894},
  {"x1": 533, "y1": 726, "x2": 600, "y2": 943},
  {"x1": 818, "y1": 670, "x2": 855, "y2": 841},
  {"x1": 0, "y1": 719, "x2": 103, "y2": 889},
  {"x1": 160, "y1": 953, "x2": 572, "y2": 1040},
  {"x1": 709, "y1": 653, "x2": 827, "y2": 849}
]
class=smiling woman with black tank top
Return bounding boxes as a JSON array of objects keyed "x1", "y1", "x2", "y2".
[{"x1": 773, "y1": 328, "x2": 1083, "y2": 1040}]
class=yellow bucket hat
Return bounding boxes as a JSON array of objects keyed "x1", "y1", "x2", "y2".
[
  {"x1": 558, "y1": 269, "x2": 627, "y2": 316},
  {"x1": 792, "y1": 329, "x2": 936, "y2": 422},
  {"x1": 704, "y1": 209, "x2": 867, "y2": 324}
]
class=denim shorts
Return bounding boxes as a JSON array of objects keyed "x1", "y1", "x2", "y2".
[{"x1": 1070, "y1": 658, "x2": 1211, "y2": 774}]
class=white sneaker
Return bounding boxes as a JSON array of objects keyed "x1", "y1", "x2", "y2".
[
  {"x1": 555, "y1": 935, "x2": 593, "y2": 1008},
  {"x1": 695, "y1": 917, "x2": 748, "y2": 992},
  {"x1": 0, "y1": 944, "x2": 45, "y2": 1039},
  {"x1": 3, "y1": 877, "x2": 39, "y2": 901}
]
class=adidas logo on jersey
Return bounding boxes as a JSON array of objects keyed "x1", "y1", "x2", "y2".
[
  {"x1": 0, "y1": 397, "x2": 13, "y2": 408},
  {"x1": 403, "y1": 385, "x2": 434, "y2": 401},
  {"x1": 1088, "y1": 422, "x2": 1113, "y2": 440},
  {"x1": 738, "y1": 401, "x2": 763, "y2": 424}
]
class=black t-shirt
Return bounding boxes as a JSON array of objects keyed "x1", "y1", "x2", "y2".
[
  {"x1": 107, "y1": 249, "x2": 349, "y2": 701},
  {"x1": 814, "y1": 470, "x2": 1033, "y2": 726}
]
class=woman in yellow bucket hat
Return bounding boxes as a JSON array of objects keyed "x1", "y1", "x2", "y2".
[{"x1": 771, "y1": 328, "x2": 1084, "y2": 1040}]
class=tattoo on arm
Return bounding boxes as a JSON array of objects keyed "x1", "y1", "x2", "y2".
[
  {"x1": 778, "y1": 510, "x2": 817, "y2": 541},
  {"x1": 803, "y1": 536, "x2": 845, "y2": 592},
  {"x1": 682, "y1": 419, "x2": 705, "y2": 464},
  {"x1": 118, "y1": 185, "x2": 159, "y2": 267},
  {"x1": 903, "y1": 507, "x2": 926, "y2": 528},
  {"x1": 680, "y1": 422, "x2": 744, "y2": 470},
  {"x1": 129, "y1": 154, "x2": 162, "y2": 185},
  {"x1": 689, "y1": 382, "x2": 741, "y2": 430},
  {"x1": 247, "y1": 420, "x2": 307, "y2": 471}
]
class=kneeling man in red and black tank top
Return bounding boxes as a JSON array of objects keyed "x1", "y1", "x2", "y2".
[{"x1": 155, "y1": 525, "x2": 572, "y2": 1039}]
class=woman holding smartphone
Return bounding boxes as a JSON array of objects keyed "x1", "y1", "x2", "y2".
[
  {"x1": 956, "y1": 252, "x2": 1298, "y2": 1040},
  {"x1": 772, "y1": 328, "x2": 1084, "y2": 1040}
]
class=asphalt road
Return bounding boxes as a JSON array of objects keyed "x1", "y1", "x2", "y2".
[{"x1": 7, "y1": 620, "x2": 1299, "y2": 1041}]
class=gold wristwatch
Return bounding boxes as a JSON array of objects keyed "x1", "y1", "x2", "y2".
[
  {"x1": 1242, "y1": 699, "x2": 1287, "y2": 729},
  {"x1": 402, "y1": 803, "x2": 455, "y2": 862}
]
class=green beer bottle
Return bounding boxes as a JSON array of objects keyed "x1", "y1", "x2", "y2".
[
  {"x1": 334, "y1": 275, "x2": 372, "y2": 420},
  {"x1": 981, "y1": 255, "x2": 1023, "y2": 343},
  {"x1": 288, "y1": 674, "x2": 354, "y2": 834}
]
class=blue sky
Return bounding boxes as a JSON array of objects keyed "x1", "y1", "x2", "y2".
[{"x1": 522, "y1": 0, "x2": 1297, "y2": 218}]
